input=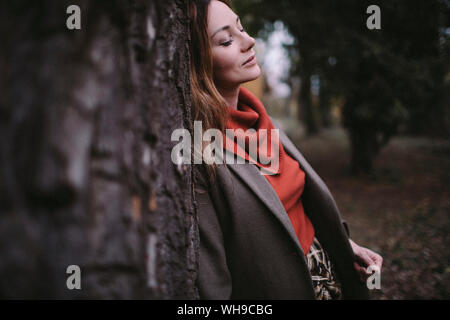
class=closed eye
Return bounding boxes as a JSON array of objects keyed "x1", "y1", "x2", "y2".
[
  {"x1": 220, "y1": 30, "x2": 245, "y2": 47},
  {"x1": 221, "y1": 39, "x2": 233, "y2": 47}
]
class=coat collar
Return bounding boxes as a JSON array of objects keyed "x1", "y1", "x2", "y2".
[
  {"x1": 222, "y1": 117, "x2": 341, "y2": 255},
  {"x1": 216, "y1": 120, "x2": 369, "y2": 298},
  {"x1": 222, "y1": 119, "x2": 312, "y2": 256},
  {"x1": 225, "y1": 158, "x2": 305, "y2": 255}
]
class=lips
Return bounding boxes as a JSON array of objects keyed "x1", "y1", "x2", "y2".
[{"x1": 242, "y1": 55, "x2": 255, "y2": 66}]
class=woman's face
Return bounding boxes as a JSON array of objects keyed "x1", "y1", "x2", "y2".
[{"x1": 207, "y1": 0, "x2": 261, "y2": 90}]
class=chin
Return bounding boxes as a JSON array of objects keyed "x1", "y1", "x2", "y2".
[{"x1": 242, "y1": 65, "x2": 261, "y2": 83}]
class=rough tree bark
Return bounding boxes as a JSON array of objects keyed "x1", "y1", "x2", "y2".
[{"x1": 0, "y1": 0, "x2": 197, "y2": 298}]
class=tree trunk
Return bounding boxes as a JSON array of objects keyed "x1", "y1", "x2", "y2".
[
  {"x1": 0, "y1": 0, "x2": 197, "y2": 299},
  {"x1": 348, "y1": 129, "x2": 376, "y2": 175},
  {"x1": 319, "y1": 79, "x2": 331, "y2": 128},
  {"x1": 298, "y1": 67, "x2": 319, "y2": 135}
]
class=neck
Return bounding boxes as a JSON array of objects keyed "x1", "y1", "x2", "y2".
[{"x1": 217, "y1": 86, "x2": 240, "y2": 110}]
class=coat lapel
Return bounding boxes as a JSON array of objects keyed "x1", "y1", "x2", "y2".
[
  {"x1": 220, "y1": 118, "x2": 337, "y2": 257},
  {"x1": 220, "y1": 118, "x2": 370, "y2": 298},
  {"x1": 223, "y1": 151, "x2": 306, "y2": 256}
]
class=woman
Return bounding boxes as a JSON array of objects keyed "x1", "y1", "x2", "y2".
[{"x1": 189, "y1": 0, "x2": 382, "y2": 299}]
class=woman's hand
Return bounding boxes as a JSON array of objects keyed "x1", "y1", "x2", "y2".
[{"x1": 349, "y1": 239, "x2": 383, "y2": 283}]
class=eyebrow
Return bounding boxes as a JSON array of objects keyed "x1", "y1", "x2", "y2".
[{"x1": 211, "y1": 16, "x2": 240, "y2": 39}]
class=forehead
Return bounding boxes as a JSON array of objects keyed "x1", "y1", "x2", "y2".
[{"x1": 207, "y1": 1, "x2": 237, "y2": 35}]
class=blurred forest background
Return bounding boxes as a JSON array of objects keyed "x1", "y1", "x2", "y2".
[
  {"x1": 235, "y1": 0, "x2": 449, "y2": 299},
  {"x1": 0, "y1": 0, "x2": 448, "y2": 299}
]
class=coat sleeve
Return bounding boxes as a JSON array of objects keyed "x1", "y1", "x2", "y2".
[
  {"x1": 194, "y1": 167, "x2": 232, "y2": 299},
  {"x1": 341, "y1": 220, "x2": 350, "y2": 238}
]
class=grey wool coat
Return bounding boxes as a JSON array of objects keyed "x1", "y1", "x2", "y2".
[{"x1": 194, "y1": 121, "x2": 370, "y2": 300}]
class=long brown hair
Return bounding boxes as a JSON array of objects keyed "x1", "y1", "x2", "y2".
[{"x1": 188, "y1": 0, "x2": 232, "y2": 186}]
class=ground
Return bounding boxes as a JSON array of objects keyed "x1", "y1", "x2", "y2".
[{"x1": 289, "y1": 127, "x2": 450, "y2": 299}]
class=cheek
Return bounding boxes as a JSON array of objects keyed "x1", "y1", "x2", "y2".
[{"x1": 213, "y1": 50, "x2": 238, "y2": 73}]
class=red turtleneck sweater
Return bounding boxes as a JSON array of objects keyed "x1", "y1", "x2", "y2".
[{"x1": 224, "y1": 87, "x2": 315, "y2": 255}]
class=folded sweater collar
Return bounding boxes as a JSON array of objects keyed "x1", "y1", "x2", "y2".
[{"x1": 224, "y1": 87, "x2": 284, "y2": 175}]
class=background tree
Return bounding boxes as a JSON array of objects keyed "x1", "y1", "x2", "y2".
[
  {"x1": 0, "y1": 0, "x2": 197, "y2": 298},
  {"x1": 234, "y1": 0, "x2": 449, "y2": 174}
]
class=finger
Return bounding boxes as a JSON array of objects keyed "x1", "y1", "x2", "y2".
[
  {"x1": 372, "y1": 253, "x2": 383, "y2": 269},
  {"x1": 356, "y1": 250, "x2": 374, "y2": 268},
  {"x1": 365, "y1": 249, "x2": 383, "y2": 269},
  {"x1": 353, "y1": 262, "x2": 365, "y2": 274},
  {"x1": 353, "y1": 262, "x2": 368, "y2": 283}
]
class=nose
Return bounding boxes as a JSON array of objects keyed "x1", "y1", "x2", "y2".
[{"x1": 241, "y1": 33, "x2": 255, "y2": 52}]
